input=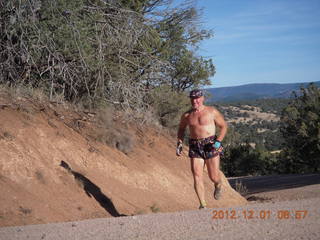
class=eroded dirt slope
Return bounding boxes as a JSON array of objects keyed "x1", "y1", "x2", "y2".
[{"x1": 0, "y1": 93, "x2": 246, "y2": 227}]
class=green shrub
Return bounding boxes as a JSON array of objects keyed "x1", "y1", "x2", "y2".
[{"x1": 149, "y1": 85, "x2": 190, "y2": 129}]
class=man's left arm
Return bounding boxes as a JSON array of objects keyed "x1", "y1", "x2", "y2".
[{"x1": 213, "y1": 108, "x2": 228, "y2": 142}]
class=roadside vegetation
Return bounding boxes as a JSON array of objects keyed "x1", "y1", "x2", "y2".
[
  {"x1": 1, "y1": 0, "x2": 319, "y2": 177},
  {"x1": 1, "y1": 0, "x2": 214, "y2": 126},
  {"x1": 213, "y1": 84, "x2": 320, "y2": 176}
]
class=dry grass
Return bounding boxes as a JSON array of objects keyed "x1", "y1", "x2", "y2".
[
  {"x1": 235, "y1": 180, "x2": 248, "y2": 196},
  {"x1": 35, "y1": 170, "x2": 46, "y2": 184},
  {"x1": 2, "y1": 131, "x2": 14, "y2": 141},
  {"x1": 96, "y1": 106, "x2": 115, "y2": 128},
  {"x1": 0, "y1": 84, "x2": 142, "y2": 155},
  {"x1": 150, "y1": 203, "x2": 160, "y2": 213},
  {"x1": 4, "y1": 84, "x2": 48, "y2": 103},
  {"x1": 94, "y1": 107, "x2": 135, "y2": 154},
  {"x1": 134, "y1": 209, "x2": 147, "y2": 215},
  {"x1": 19, "y1": 206, "x2": 32, "y2": 215},
  {"x1": 96, "y1": 128, "x2": 135, "y2": 155}
]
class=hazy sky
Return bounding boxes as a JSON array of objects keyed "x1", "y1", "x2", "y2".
[{"x1": 175, "y1": 0, "x2": 320, "y2": 88}]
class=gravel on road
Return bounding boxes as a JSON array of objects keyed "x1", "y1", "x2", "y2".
[{"x1": 1, "y1": 197, "x2": 319, "y2": 240}]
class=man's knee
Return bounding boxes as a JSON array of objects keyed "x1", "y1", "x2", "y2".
[
  {"x1": 193, "y1": 170, "x2": 203, "y2": 181},
  {"x1": 191, "y1": 158, "x2": 204, "y2": 178},
  {"x1": 209, "y1": 174, "x2": 220, "y2": 184},
  {"x1": 208, "y1": 169, "x2": 221, "y2": 183}
]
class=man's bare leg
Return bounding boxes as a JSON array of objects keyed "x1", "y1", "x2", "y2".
[
  {"x1": 190, "y1": 158, "x2": 207, "y2": 207},
  {"x1": 206, "y1": 155, "x2": 222, "y2": 200}
]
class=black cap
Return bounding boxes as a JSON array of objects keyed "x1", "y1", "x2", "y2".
[{"x1": 189, "y1": 89, "x2": 203, "y2": 98}]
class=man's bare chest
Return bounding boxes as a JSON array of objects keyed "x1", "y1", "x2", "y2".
[{"x1": 188, "y1": 112, "x2": 214, "y2": 126}]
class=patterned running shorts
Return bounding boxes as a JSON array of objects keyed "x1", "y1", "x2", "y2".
[{"x1": 188, "y1": 135, "x2": 222, "y2": 160}]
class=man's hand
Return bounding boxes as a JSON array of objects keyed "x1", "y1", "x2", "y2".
[
  {"x1": 214, "y1": 140, "x2": 223, "y2": 153},
  {"x1": 213, "y1": 140, "x2": 221, "y2": 149},
  {"x1": 176, "y1": 141, "x2": 183, "y2": 156}
]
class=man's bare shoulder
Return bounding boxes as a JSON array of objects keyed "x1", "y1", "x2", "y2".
[
  {"x1": 207, "y1": 106, "x2": 226, "y2": 122},
  {"x1": 204, "y1": 106, "x2": 218, "y2": 113},
  {"x1": 182, "y1": 109, "x2": 193, "y2": 117}
]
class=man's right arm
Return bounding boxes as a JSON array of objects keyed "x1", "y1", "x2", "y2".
[
  {"x1": 176, "y1": 113, "x2": 188, "y2": 156},
  {"x1": 177, "y1": 113, "x2": 188, "y2": 143}
]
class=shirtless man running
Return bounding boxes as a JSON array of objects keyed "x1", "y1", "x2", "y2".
[{"x1": 176, "y1": 89, "x2": 228, "y2": 209}]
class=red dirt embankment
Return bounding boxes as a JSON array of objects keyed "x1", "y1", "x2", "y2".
[{"x1": 0, "y1": 93, "x2": 246, "y2": 227}]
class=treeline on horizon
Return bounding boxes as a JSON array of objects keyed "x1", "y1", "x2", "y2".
[{"x1": 1, "y1": 0, "x2": 319, "y2": 176}]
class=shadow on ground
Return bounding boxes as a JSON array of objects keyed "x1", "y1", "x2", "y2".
[{"x1": 60, "y1": 161, "x2": 126, "y2": 217}]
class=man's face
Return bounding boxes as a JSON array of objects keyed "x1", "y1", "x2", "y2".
[{"x1": 190, "y1": 96, "x2": 204, "y2": 110}]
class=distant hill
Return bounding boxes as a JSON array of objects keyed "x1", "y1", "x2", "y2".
[{"x1": 206, "y1": 81, "x2": 320, "y2": 102}]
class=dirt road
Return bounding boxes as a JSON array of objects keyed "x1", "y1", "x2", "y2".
[
  {"x1": 1, "y1": 175, "x2": 319, "y2": 239},
  {"x1": 1, "y1": 196, "x2": 319, "y2": 240}
]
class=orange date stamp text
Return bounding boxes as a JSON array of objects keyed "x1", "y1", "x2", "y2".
[{"x1": 211, "y1": 209, "x2": 308, "y2": 220}]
